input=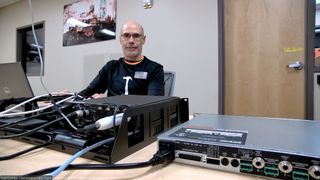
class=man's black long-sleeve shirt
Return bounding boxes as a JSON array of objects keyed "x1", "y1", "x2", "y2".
[{"x1": 79, "y1": 56, "x2": 164, "y2": 97}]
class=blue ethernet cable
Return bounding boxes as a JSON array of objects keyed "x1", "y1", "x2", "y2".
[{"x1": 48, "y1": 137, "x2": 114, "y2": 177}]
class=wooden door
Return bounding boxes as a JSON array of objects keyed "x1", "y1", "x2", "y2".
[{"x1": 224, "y1": 0, "x2": 306, "y2": 119}]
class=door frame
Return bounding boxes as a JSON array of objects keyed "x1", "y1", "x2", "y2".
[
  {"x1": 16, "y1": 22, "x2": 45, "y2": 76},
  {"x1": 218, "y1": 0, "x2": 316, "y2": 119}
]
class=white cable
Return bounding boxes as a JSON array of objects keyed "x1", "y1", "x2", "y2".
[
  {"x1": 0, "y1": 95, "x2": 75, "y2": 118},
  {"x1": 0, "y1": 94, "x2": 48, "y2": 115},
  {"x1": 58, "y1": 93, "x2": 86, "y2": 131},
  {"x1": 95, "y1": 113, "x2": 124, "y2": 130},
  {"x1": 59, "y1": 109, "x2": 89, "y2": 131},
  {"x1": 26, "y1": 0, "x2": 84, "y2": 131},
  {"x1": 0, "y1": 92, "x2": 74, "y2": 115},
  {"x1": 58, "y1": 111, "x2": 78, "y2": 131},
  {"x1": 28, "y1": 0, "x2": 50, "y2": 95}
]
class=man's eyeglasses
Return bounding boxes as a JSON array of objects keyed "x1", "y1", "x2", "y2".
[{"x1": 121, "y1": 33, "x2": 144, "y2": 40}]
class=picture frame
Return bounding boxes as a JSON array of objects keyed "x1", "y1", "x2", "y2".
[{"x1": 63, "y1": 0, "x2": 117, "y2": 46}]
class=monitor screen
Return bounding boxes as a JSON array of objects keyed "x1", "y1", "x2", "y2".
[{"x1": 0, "y1": 63, "x2": 34, "y2": 100}]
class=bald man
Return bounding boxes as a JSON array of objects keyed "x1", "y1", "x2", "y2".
[{"x1": 79, "y1": 20, "x2": 164, "y2": 98}]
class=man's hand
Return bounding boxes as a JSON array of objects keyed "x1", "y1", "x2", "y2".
[
  {"x1": 58, "y1": 90, "x2": 71, "y2": 95},
  {"x1": 91, "y1": 93, "x2": 107, "y2": 99}
]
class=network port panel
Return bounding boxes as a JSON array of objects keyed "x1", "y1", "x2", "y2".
[{"x1": 158, "y1": 114, "x2": 320, "y2": 180}]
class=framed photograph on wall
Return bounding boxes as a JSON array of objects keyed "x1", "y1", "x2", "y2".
[{"x1": 63, "y1": 0, "x2": 117, "y2": 46}]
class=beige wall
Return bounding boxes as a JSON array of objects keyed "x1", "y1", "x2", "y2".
[{"x1": 0, "y1": 0, "x2": 219, "y2": 115}]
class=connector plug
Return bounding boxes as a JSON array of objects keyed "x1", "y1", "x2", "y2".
[
  {"x1": 95, "y1": 113, "x2": 124, "y2": 130},
  {"x1": 151, "y1": 149, "x2": 175, "y2": 166}
]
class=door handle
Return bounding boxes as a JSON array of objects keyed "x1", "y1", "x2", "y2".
[{"x1": 287, "y1": 61, "x2": 304, "y2": 70}]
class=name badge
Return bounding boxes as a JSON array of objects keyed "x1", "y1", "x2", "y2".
[{"x1": 134, "y1": 71, "x2": 148, "y2": 79}]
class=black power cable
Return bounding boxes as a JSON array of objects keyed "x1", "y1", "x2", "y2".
[
  {"x1": 25, "y1": 149, "x2": 173, "y2": 176},
  {"x1": 0, "y1": 141, "x2": 51, "y2": 161}
]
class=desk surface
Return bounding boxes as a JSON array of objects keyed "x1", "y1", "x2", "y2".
[{"x1": 0, "y1": 139, "x2": 262, "y2": 180}]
